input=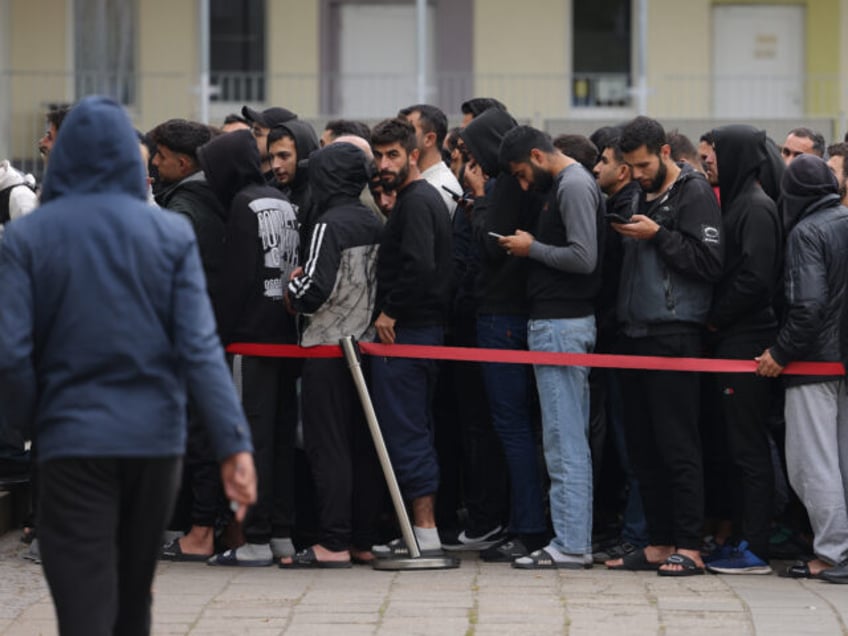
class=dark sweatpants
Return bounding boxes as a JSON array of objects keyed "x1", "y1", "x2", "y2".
[
  {"x1": 618, "y1": 332, "x2": 704, "y2": 551},
  {"x1": 38, "y1": 456, "x2": 181, "y2": 636},
  {"x1": 714, "y1": 330, "x2": 776, "y2": 561},
  {"x1": 235, "y1": 355, "x2": 298, "y2": 543},
  {"x1": 370, "y1": 326, "x2": 442, "y2": 501},
  {"x1": 302, "y1": 357, "x2": 384, "y2": 551}
]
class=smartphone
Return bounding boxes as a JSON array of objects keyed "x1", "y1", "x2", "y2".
[
  {"x1": 441, "y1": 185, "x2": 463, "y2": 202},
  {"x1": 488, "y1": 231, "x2": 504, "y2": 239},
  {"x1": 605, "y1": 213, "x2": 635, "y2": 225}
]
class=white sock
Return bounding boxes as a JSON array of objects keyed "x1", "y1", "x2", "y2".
[
  {"x1": 234, "y1": 543, "x2": 272, "y2": 560},
  {"x1": 270, "y1": 537, "x2": 295, "y2": 559},
  {"x1": 414, "y1": 526, "x2": 441, "y2": 551},
  {"x1": 542, "y1": 544, "x2": 587, "y2": 564}
]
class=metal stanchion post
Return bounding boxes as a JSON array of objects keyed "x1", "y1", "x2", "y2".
[{"x1": 340, "y1": 336, "x2": 459, "y2": 570}]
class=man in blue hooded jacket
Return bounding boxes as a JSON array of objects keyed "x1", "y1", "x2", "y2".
[{"x1": 0, "y1": 96, "x2": 256, "y2": 636}]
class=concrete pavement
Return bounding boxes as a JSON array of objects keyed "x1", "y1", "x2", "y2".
[{"x1": 1, "y1": 531, "x2": 847, "y2": 635}]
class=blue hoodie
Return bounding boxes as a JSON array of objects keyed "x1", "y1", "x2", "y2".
[{"x1": 0, "y1": 96, "x2": 252, "y2": 462}]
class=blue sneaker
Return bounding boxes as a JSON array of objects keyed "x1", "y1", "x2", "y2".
[
  {"x1": 705, "y1": 541, "x2": 772, "y2": 575},
  {"x1": 702, "y1": 539, "x2": 735, "y2": 564}
]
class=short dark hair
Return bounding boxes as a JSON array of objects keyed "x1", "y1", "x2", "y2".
[
  {"x1": 699, "y1": 131, "x2": 714, "y2": 145},
  {"x1": 498, "y1": 125, "x2": 554, "y2": 167},
  {"x1": 223, "y1": 113, "x2": 248, "y2": 126},
  {"x1": 324, "y1": 119, "x2": 371, "y2": 141},
  {"x1": 666, "y1": 129, "x2": 699, "y2": 165},
  {"x1": 620, "y1": 116, "x2": 666, "y2": 155},
  {"x1": 460, "y1": 97, "x2": 507, "y2": 119},
  {"x1": 267, "y1": 125, "x2": 296, "y2": 148},
  {"x1": 553, "y1": 134, "x2": 598, "y2": 172},
  {"x1": 46, "y1": 105, "x2": 71, "y2": 131},
  {"x1": 371, "y1": 118, "x2": 418, "y2": 154},
  {"x1": 149, "y1": 119, "x2": 215, "y2": 162},
  {"x1": 827, "y1": 142, "x2": 848, "y2": 180},
  {"x1": 788, "y1": 127, "x2": 826, "y2": 157},
  {"x1": 398, "y1": 104, "x2": 449, "y2": 148},
  {"x1": 596, "y1": 133, "x2": 624, "y2": 164},
  {"x1": 589, "y1": 125, "x2": 622, "y2": 155}
]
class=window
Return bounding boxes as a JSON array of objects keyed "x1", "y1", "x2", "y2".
[
  {"x1": 74, "y1": 0, "x2": 136, "y2": 104},
  {"x1": 210, "y1": 0, "x2": 266, "y2": 102},
  {"x1": 572, "y1": 0, "x2": 631, "y2": 108}
]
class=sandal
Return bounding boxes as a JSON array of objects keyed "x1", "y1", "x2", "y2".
[
  {"x1": 607, "y1": 549, "x2": 662, "y2": 571},
  {"x1": 657, "y1": 553, "x2": 705, "y2": 577},
  {"x1": 779, "y1": 559, "x2": 829, "y2": 579},
  {"x1": 279, "y1": 546, "x2": 352, "y2": 569},
  {"x1": 160, "y1": 537, "x2": 212, "y2": 562},
  {"x1": 512, "y1": 548, "x2": 592, "y2": 570}
]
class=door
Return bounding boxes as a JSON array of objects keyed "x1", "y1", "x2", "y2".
[
  {"x1": 712, "y1": 5, "x2": 804, "y2": 118},
  {"x1": 338, "y1": 3, "x2": 435, "y2": 118}
]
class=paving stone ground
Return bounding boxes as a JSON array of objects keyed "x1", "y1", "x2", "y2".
[{"x1": 1, "y1": 531, "x2": 847, "y2": 635}]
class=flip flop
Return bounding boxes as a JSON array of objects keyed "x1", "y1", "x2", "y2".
[
  {"x1": 779, "y1": 560, "x2": 829, "y2": 579},
  {"x1": 607, "y1": 549, "x2": 662, "y2": 571},
  {"x1": 207, "y1": 548, "x2": 273, "y2": 567},
  {"x1": 657, "y1": 553, "x2": 705, "y2": 577},
  {"x1": 512, "y1": 548, "x2": 592, "y2": 570},
  {"x1": 279, "y1": 547, "x2": 352, "y2": 569},
  {"x1": 159, "y1": 537, "x2": 212, "y2": 563}
]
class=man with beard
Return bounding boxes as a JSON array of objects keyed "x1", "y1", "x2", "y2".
[
  {"x1": 826, "y1": 142, "x2": 848, "y2": 206},
  {"x1": 368, "y1": 118, "x2": 452, "y2": 558},
  {"x1": 605, "y1": 116, "x2": 723, "y2": 576},
  {"x1": 497, "y1": 126, "x2": 604, "y2": 570}
]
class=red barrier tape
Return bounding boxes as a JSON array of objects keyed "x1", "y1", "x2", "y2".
[{"x1": 226, "y1": 342, "x2": 845, "y2": 376}]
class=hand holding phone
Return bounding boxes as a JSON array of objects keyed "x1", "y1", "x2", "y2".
[{"x1": 605, "y1": 213, "x2": 635, "y2": 225}]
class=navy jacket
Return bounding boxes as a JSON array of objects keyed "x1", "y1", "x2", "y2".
[{"x1": 0, "y1": 96, "x2": 252, "y2": 462}]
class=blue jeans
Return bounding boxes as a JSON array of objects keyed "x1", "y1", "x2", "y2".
[
  {"x1": 477, "y1": 314, "x2": 547, "y2": 535},
  {"x1": 528, "y1": 315, "x2": 595, "y2": 555},
  {"x1": 370, "y1": 325, "x2": 442, "y2": 501}
]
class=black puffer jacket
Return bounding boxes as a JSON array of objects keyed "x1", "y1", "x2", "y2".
[
  {"x1": 707, "y1": 125, "x2": 782, "y2": 334},
  {"x1": 771, "y1": 155, "x2": 848, "y2": 385},
  {"x1": 156, "y1": 173, "x2": 228, "y2": 330}
]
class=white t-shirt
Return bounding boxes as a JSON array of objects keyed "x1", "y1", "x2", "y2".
[{"x1": 421, "y1": 160, "x2": 461, "y2": 220}]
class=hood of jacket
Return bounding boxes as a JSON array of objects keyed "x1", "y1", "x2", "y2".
[
  {"x1": 781, "y1": 153, "x2": 841, "y2": 232},
  {"x1": 459, "y1": 108, "x2": 518, "y2": 178},
  {"x1": 40, "y1": 96, "x2": 147, "y2": 204},
  {"x1": 197, "y1": 129, "x2": 264, "y2": 207},
  {"x1": 712, "y1": 124, "x2": 766, "y2": 210},
  {"x1": 758, "y1": 136, "x2": 785, "y2": 203},
  {"x1": 308, "y1": 142, "x2": 371, "y2": 212},
  {"x1": 278, "y1": 120, "x2": 319, "y2": 190}
]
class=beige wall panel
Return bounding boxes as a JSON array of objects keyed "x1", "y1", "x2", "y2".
[
  {"x1": 8, "y1": 0, "x2": 69, "y2": 164},
  {"x1": 137, "y1": 0, "x2": 198, "y2": 130},
  {"x1": 267, "y1": 0, "x2": 319, "y2": 117},
  {"x1": 646, "y1": 0, "x2": 712, "y2": 118},
  {"x1": 473, "y1": 0, "x2": 569, "y2": 120}
]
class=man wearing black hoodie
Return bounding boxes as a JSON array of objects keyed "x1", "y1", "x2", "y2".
[
  {"x1": 284, "y1": 142, "x2": 384, "y2": 568},
  {"x1": 459, "y1": 108, "x2": 548, "y2": 561},
  {"x1": 756, "y1": 155, "x2": 848, "y2": 583},
  {"x1": 267, "y1": 120, "x2": 320, "y2": 253},
  {"x1": 198, "y1": 129, "x2": 301, "y2": 567},
  {"x1": 702, "y1": 125, "x2": 783, "y2": 575}
]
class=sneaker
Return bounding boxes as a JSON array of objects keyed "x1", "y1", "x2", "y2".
[
  {"x1": 480, "y1": 537, "x2": 530, "y2": 563},
  {"x1": 703, "y1": 541, "x2": 736, "y2": 564},
  {"x1": 705, "y1": 541, "x2": 772, "y2": 575},
  {"x1": 442, "y1": 525, "x2": 504, "y2": 551},
  {"x1": 592, "y1": 541, "x2": 639, "y2": 564}
]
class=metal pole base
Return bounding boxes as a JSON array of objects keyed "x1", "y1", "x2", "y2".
[{"x1": 372, "y1": 555, "x2": 460, "y2": 571}]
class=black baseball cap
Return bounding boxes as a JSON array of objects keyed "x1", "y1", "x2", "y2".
[{"x1": 241, "y1": 106, "x2": 298, "y2": 128}]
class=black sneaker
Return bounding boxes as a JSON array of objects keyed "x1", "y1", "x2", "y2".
[
  {"x1": 480, "y1": 537, "x2": 530, "y2": 562},
  {"x1": 442, "y1": 525, "x2": 504, "y2": 551}
]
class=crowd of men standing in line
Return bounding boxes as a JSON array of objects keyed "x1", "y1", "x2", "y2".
[{"x1": 4, "y1": 94, "x2": 848, "y2": 633}]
